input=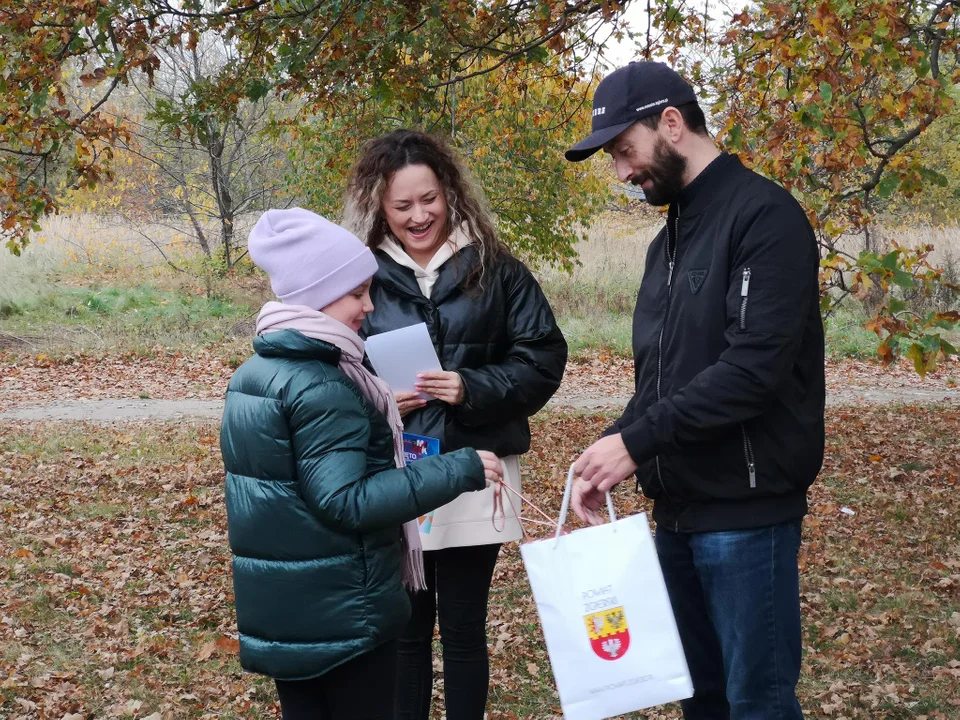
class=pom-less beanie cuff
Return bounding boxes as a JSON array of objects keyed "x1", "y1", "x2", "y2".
[
  {"x1": 247, "y1": 207, "x2": 378, "y2": 311},
  {"x1": 280, "y1": 249, "x2": 379, "y2": 310}
]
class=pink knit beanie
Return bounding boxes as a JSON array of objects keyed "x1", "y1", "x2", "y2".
[{"x1": 248, "y1": 208, "x2": 378, "y2": 311}]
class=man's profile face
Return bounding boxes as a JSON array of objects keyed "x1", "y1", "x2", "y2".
[{"x1": 603, "y1": 121, "x2": 687, "y2": 207}]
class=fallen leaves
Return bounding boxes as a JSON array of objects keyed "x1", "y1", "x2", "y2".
[
  {"x1": 0, "y1": 405, "x2": 958, "y2": 718},
  {"x1": 196, "y1": 635, "x2": 239, "y2": 661},
  {"x1": 0, "y1": 349, "x2": 237, "y2": 411}
]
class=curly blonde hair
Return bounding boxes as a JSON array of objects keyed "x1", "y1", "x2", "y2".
[{"x1": 343, "y1": 129, "x2": 505, "y2": 287}]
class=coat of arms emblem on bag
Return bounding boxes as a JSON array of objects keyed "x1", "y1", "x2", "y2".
[{"x1": 584, "y1": 606, "x2": 631, "y2": 660}]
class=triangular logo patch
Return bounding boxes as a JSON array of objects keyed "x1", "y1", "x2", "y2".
[{"x1": 688, "y1": 269, "x2": 708, "y2": 294}]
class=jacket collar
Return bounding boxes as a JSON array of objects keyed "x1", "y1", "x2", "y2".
[
  {"x1": 375, "y1": 245, "x2": 481, "y2": 305},
  {"x1": 672, "y1": 152, "x2": 741, "y2": 218},
  {"x1": 253, "y1": 329, "x2": 342, "y2": 363}
]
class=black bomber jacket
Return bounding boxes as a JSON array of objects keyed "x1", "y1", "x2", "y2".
[
  {"x1": 362, "y1": 246, "x2": 567, "y2": 458},
  {"x1": 608, "y1": 153, "x2": 826, "y2": 533}
]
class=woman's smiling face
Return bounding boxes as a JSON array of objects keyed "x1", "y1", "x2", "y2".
[{"x1": 382, "y1": 163, "x2": 449, "y2": 266}]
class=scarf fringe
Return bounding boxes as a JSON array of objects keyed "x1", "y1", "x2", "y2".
[{"x1": 402, "y1": 542, "x2": 427, "y2": 592}]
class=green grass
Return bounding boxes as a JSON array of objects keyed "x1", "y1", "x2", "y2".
[
  {"x1": 0, "y1": 282, "x2": 254, "y2": 350},
  {"x1": 68, "y1": 501, "x2": 132, "y2": 520},
  {"x1": 0, "y1": 216, "x2": 266, "y2": 354},
  {"x1": 823, "y1": 304, "x2": 883, "y2": 358},
  {"x1": 557, "y1": 312, "x2": 634, "y2": 357}
]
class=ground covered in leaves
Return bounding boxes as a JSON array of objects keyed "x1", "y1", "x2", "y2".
[{"x1": 1, "y1": 407, "x2": 959, "y2": 719}]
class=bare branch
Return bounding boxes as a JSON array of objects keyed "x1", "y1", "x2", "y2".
[{"x1": 429, "y1": 0, "x2": 614, "y2": 88}]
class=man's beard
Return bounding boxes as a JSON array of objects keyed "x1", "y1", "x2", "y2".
[{"x1": 631, "y1": 136, "x2": 688, "y2": 207}]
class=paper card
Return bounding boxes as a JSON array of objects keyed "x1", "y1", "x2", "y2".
[
  {"x1": 403, "y1": 432, "x2": 441, "y2": 464},
  {"x1": 403, "y1": 432, "x2": 441, "y2": 534},
  {"x1": 364, "y1": 322, "x2": 443, "y2": 399}
]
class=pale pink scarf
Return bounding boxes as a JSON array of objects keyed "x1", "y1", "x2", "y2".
[{"x1": 255, "y1": 301, "x2": 427, "y2": 591}]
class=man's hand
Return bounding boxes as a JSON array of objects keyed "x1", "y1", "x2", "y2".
[
  {"x1": 573, "y1": 433, "x2": 638, "y2": 493},
  {"x1": 571, "y1": 478, "x2": 606, "y2": 526},
  {"x1": 415, "y1": 371, "x2": 465, "y2": 405}
]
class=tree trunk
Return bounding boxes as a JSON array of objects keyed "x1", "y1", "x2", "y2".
[
  {"x1": 206, "y1": 119, "x2": 235, "y2": 268},
  {"x1": 183, "y1": 201, "x2": 212, "y2": 258}
]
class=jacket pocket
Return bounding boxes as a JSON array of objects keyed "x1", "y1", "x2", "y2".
[
  {"x1": 739, "y1": 267, "x2": 752, "y2": 330},
  {"x1": 740, "y1": 424, "x2": 757, "y2": 488},
  {"x1": 633, "y1": 457, "x2": 661, "y2": 500},
  {"x1": 657, "y1": 426, "x2": 747, "y2": 502}
]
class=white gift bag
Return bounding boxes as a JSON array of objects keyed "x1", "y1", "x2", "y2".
[{"x1": 519, "y1": 466, "x2": 693, "y2": 720}]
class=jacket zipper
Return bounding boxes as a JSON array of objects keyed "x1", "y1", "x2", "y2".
[
  {"x1": 739, "y1": 267, "x2": 752, "y2": 331},
  {"x1": 739, "y1": 267, "x2": 755, "y2": 487},
  {"x1": 653, "y1": 208, "x2": 679, "y2": 516},
  {"x1": 741, "y1": 425, "x2": 757, "y2": 488}
]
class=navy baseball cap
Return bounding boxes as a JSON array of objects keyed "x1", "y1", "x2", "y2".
[{"x1": 565, "y1": 61, "x2": 697, "y2": 162}]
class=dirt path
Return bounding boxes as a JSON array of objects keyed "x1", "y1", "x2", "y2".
[
  {"x1": 2, "y1": 387, "x2": 958, "y2": 422},
  {"x1": 2, "y1": 352, "x2": 957, "y2": 422}
]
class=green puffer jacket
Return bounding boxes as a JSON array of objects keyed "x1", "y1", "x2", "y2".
[{"x1": 220, "y1": 329, "x2": 485, "y2": 680}]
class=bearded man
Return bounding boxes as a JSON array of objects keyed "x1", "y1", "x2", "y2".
[{"x1": 564, "y1": 61, "x2": 825, "y2": 720}]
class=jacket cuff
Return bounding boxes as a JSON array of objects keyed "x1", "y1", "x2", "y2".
[
  {"x1": 600, "y1": 422, "x2": 620, "y2": 438},
  {"x1": 453, "y1": 368, "x2": 492, "y2": 425},
  {"x1": 619, "y1": 419, "x2": 655, "y2": 466},
  {"x1": 460, "y1": 448, "x2": 487, "y2": 491}
]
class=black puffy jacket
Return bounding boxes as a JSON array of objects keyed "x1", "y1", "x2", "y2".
[
  {"x1": 362, "y1": 246, "x2": 567, "y2": 457},
  {"x1": 607, "y1": 153, "x2": 826, "y2": 533}
]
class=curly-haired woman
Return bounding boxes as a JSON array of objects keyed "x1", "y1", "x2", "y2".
[
  {"x1": 344, "y1": 129, "x2": 567, "y2": 720},
  {"x1": 221, "y1": 208, "x2": 505, "y2": 720}
]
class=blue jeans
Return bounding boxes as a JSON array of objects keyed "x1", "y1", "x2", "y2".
[{"x1": 655, "y1": 520, "x2": 804, "y2": 720}]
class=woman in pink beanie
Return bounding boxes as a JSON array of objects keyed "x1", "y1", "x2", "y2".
[{"x1": 220, "y1": 207, "x2": 503, "y2": 720}]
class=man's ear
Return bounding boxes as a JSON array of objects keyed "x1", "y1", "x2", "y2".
[{"x1": 659, "y1": 107, "x2": 685, "y2": 142}]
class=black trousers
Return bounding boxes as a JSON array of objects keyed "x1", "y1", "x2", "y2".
[
  {"x1": 274, "y1": 641, "x2": 398, "y2": 720},
  {"x1": 396, "y1": 543, "x2": 502, "y2": 720}
]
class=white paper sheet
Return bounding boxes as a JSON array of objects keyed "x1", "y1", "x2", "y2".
[{"x1": 364, "y1": 323, "x2": 443, "y2": 399}]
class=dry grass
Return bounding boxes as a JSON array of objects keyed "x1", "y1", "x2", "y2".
[
  {"x1": 1, "y1": 212, "x2": 263, "y2": 296},
  {"x1": 534, "y1": 212, "x2": 660, "y2": 313},
  {"x1": 834, "y1": 223, "x2": 960, "y2": 268},
  {"x1": 0, "y1": 214, "x2": 267, "y2": 354},
  {"x1": 2, "y1": 213, "x2": 957, "y2": 359},
  {"x1": 532, "y1": 213, "x2": 661, "y2": 356},
  {"x1": 2, "y1": 214, "x2": 192, "y2": 282}
]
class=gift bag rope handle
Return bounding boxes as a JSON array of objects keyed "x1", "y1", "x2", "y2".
[
  {"x1": 492, "y1": 480, "x2": 553, "y2": 542},
  {"x1": 491, "y1": 463, "x2": 616, "y2": 541},
  {"x1": 556, "y1": 463, "x2": 616, "y2": 537}
]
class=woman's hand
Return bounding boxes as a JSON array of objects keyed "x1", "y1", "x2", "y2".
[
  {"x1": 395, "y1": 391, "x2": 427, "y2": 417},
  {"x1": 415, "y1": 371, "x2": 465, "y2": 405},
  {"x1": 476, "y1": 450, "x2": 503, "y2": 487}
]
